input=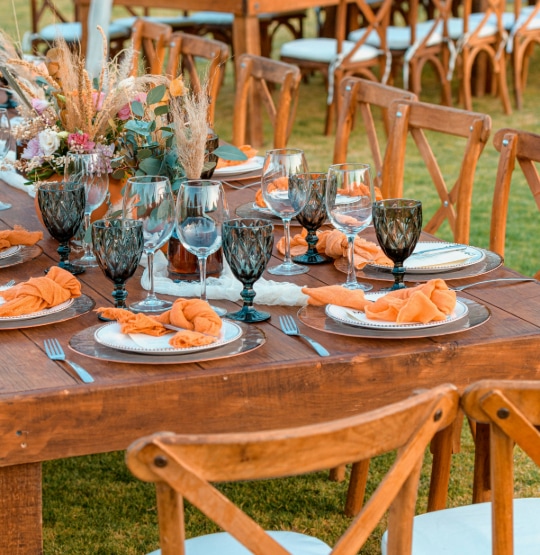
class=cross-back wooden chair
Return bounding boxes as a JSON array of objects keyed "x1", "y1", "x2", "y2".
[
  {"x1": 333, "y1": 76, "x2": 418, "y2": 190},
  {"x1": 232, "y1": 53, "x2": 301, "y2": 149},
  {"x1": 490, "y1": 127, "x2": 540, "y2": 278},
  {"x1": 388, "y1": 380, "x2": 540, "y2": 553},
  {"x1": 165, "y1": 32, "x2": 229, "y2": 129},
  {"x1": 126, "y1": 384, "x2": 458, "y2": 555},
  {"x1": 381, "y1": 99, "x2": 492, "y2": 245},
  {"x1": 130, "y1": 19, "x2": 173, "y2": 77},
  {"x1": 280, "y1": 0, "x2": 393, "y2": 135}
]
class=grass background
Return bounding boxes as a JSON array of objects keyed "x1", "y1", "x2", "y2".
[{"x1": 3, "y1": 1, "x2": 540, "y2": 553}]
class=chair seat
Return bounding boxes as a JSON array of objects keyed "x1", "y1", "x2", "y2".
[
  {"x1": 113, "y1": 16, "x2": 192, "y2": 28},
  {"x1": 381, "y1": 498, "x2": 540, "y2": 554},
  {"x1": 147, "y1": 531, "x2": 332, "y2": 555},
  {"x1": 38, "y1": 21, "x2": 130, "y2": 42},
  {"x1": 348, "y1": 21, "x2": 444, "y2": 50},
  {"x1": 187, "y1": 11, "x2": 235, "y2": 25},
  {"x1": 447, "y1": 14, "x2": 499, "y2": 41},
  {"x1": 280, "y1": 37, "x2": 381, "y2": 64}
]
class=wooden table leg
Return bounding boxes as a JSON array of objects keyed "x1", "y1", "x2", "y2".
[{"x1": 0, "y1": 463, "x2": 43, "y2": 554}]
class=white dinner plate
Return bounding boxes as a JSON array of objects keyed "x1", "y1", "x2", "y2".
[
  {"x1": 0, "y1": 245, "x2": 21, "y2": 260},
  {"x1": 213, "y1": 156, "x2": 264, "y2": 177},
  {"x1": 94, "y1": 320, "x2": 243, "y2": 355},
  {"x1": 0, "y1": 298, "x2": 75, "y2": 321},
  {"x1": 325, "y1": 292, "x2": 469, "y2": 330},
  {"x1": 369, "y1": 242, "x2": 486, "y2": 274}
]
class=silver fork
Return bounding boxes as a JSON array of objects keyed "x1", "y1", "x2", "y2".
[
  {"x1": 44, "y1": 338, "x2": 94, "y2": 383},
  {"x1": 0, "y1": 279, "x2": 15, "y2": 290},
  {"x1": 279, "y1": 315, "x2": 330, "y2": 357},
  {"x1": 453, "y1": 277, "x2": 539, "y2": 291}
]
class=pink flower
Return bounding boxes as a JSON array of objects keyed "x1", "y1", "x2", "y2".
[
  {"x1": 67, "y1": 133, "x2": 95, "y2": 153},
  {"x1": 31, "y1": 98, "x2": 49, "y2": 115},
  {"x1": 117, "y1": 92, "x2": 147, "y2": 120},
  {"x1": 21, "y1": 137, "x2": 43, "y2": 160},
  {"x1": 92, "y1": 91, "x2": 105, "y2": 111}
]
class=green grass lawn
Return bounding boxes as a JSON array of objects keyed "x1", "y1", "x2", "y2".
[{"x1": 3, "y1": 3, "x2": 540, "y2": 554}]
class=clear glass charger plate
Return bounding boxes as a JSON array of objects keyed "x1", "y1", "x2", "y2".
[
  {"x1": 213, "y1": 156, "x2": 264, "y2": 177},
  {"x1": 325, "y1": 294, "x2": 469, "y2": 330},
  {"x1": 69, "y1": 322, "x2": 266, "y2": 365},
  {"x1": 94, "y1": 320, "x2": 243, "y2": 356},
  {"x1": 336, "y1": 245, "x2": 503, "y2": 282},
  {"x1": 0, "y1": 244, "x2": 43, "y2": 269},
  {"x1": 298, "y1": 298, "x2": 490, "y2": 340},
  {"x1": 0, "y1": 294, "x2": 95, "y2": 330},
  {"x1": 0, "y1": 298, "x2": 74, "y2": 322}
]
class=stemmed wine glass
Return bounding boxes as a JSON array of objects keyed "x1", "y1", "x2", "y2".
[
  {"x1": 175, "y1": 180, "x2": 229, "y2": 316},
  {"x1": 373, "y1": 199, "x2": 423, "y2": 290},
  {"x1": 292, "y1": 172, "x2": 329, "y2": 264},
  {"x1": 92, "y1": 219, "x2": 144, "y2": 320},
  {"x1": 0, "y1": 108, "x2": 12, "y2": 210},
  {"x1": 326, "y1": 163, "x2": 374, "y2": 291},
  {"x1": 222, "y1": 218, "x2": 274, "y2": 323},
  {"x1": 261, "y1": 148, "x2": 310, "y2": 275},
  {"x1": 123, "y1": 175, "x2": 175, "y2": 313},
  {"x1": 64, "y1": 151, "x2": 109, "y2": 267},
  {"x1": 37, "y1": 181, "x2": 86, "y2": 275}
]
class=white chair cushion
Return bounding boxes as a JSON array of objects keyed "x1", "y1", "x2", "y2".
[
  {"x1": 280, "y1": 37, "x2": 380, "y2": 63},
  {"x1": 113, "y1": 16, "x2": 192, "y2": 28},
  {"x1": 381, "y1": 498, "x2": 540, "y2": 554},
  {"x1": 39, "y1": 21, "x2": 129, "y2": 42},
  {"x1": 447, "y1": 14, "x2": 499, "y2": 40},
  {"x1": 147, "y1": 531, "x2": 332, "y2": 555},
  {"x1": 188, "y1": 11, "x2": 234, "y2": 25},
  {"x1": 349, "y1": 21, "x2": 443, "y2": 50}
]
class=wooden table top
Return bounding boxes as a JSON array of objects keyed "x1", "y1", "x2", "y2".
[{"x1": 1, "y1": 176, "x2": 540, "y2": 553}]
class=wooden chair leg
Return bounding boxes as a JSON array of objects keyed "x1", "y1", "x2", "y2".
[
  {"x1": 344, "y1": 459, "x2": 370, "y2": 517},
  {"x1": 329, "y1": 464, "x2": 346, "y2": 482},
  {"x1": 472, "y1": 422, "x2": 491, "y2": 503},
  {"x1": 427, "y1": 422, "x2": 454, "y2": 512}
]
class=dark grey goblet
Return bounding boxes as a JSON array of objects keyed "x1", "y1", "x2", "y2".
[
  {"x1": 222, "y1": 218, "x2": 274, "y2": 323},
  {"x1": 37, "y1": 181, "x2": 86, "y2": 275},
  {"x1": 373, "y1": 199, "x2": 423, "y2": 290},
  {"x1": 292, "y1": 172, "x2": 330, "y2": 264},
  {"x1": 92, "y1": 219, "x2": 144, "y2": 320}
]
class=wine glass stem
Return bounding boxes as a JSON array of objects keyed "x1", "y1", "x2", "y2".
[
  {"x1": 198, "y1": 255, "x2": 209, "y2": 303},
  {"x1": 392, "y1": 263, "x2": 406, "y2": 289},
  {"x1": 146, "y1": 250, "x2": 157, "y2": 301},
  {"x1": 346, "y1": 235, "x2": 358, "y2": 287},
  {"x1": 83, "y1": 212, "x2": 93, "y2": 257},
  {"x1": 282, "y1": 218, "x2": 293, "y2": 265}
]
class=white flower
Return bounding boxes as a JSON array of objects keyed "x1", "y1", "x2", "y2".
[{"x1": 38, "y1": 128, "x2": 60, "y2": 156}]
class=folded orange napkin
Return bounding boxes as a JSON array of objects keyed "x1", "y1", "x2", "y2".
[
  {"x1": 365, "y1": 279, "x2": 456, "y2": 324},
  {"x1": 216, "y1": 145, "x2": 258, "y2": 169},
  {"x1": 302, "y1": 284, "x2": 371, "y2": 310},
  {"x1": 255, "y1": 176, "x2": 289, "y2": 208},
  {"x1": 0, "y1": 225, "x2": 43, "y2": 251},
  {"x1": 0, "y1": 266, "x2": 81, "y2": 317},
  {"x1": 97, "y1": 298, "x2": 223, "y2": 348}
]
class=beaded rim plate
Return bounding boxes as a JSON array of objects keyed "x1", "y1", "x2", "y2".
[
  {"x1": 0, "y1": 245, "x2": 21, "y2": 259},
  {"x1": 0, "y1": 298, "x2": 74, "y2": 321},
  {"x1": 213, "y1": 156, "x2": 264, "y2": 177}
]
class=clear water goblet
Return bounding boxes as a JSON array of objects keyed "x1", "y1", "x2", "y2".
[
  {"x1": 0, "y1": 108, "x2": 12, "y2": 210},
  {"x1": 175, "y1": 180, "x2": 229, "y2": 316},
  {"x1": 326, "y1": 163, "x2": 374, "y2": 291},
  {"x1": 64, "y1": 151, "x2": 109, "y2": 267},
  {"x1": 222, "y1": 218, "x2": 274, "y2": 323},
  {"x1": 261, "y1": 148, "x2": 310, "y2": 275},
  {"x1": 123, "y1": 175, "x2": 175, "y2": 313},
  {"x1": 373, "y1": 199, "x2": 423, "y2": 290}
]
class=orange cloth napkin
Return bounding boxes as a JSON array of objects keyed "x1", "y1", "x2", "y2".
[
  {"x1": 97, "y1": 298, "x2": 223, "y2": 348},
  {"x1": 364, "y1": 279, "x2": 457, "y2": 324},
  {"x1": 215, "y1": 145, "x2": 258, "y2": 169},
  {"x1": 255, "y1": 176, "x2": 289, "y2": 208},
  {"x1": 0, "y1": 266, "x2": 81, "y2": 317},
  {"x1": 0, "y1": 225, "x2": 43, "y2": 251},
  {"x1": 302, "y1": 285, "x2": 371, "y2": 310}
]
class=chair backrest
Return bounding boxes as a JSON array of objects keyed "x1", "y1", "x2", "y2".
[
  {"x1": 130, "y1": 18, "x2": 173, "y2": 77},
  {"x1": 31, "y1": 0, "x2": 71, "y2": 34},
  {"x1": 381, "y1": 99, "x2": 492, "y2": 244},
  {"x1": 333, "y1": 76, "x2": 418, "y2": 189},
  {"x1": 490, "y1": 128, "x2": 540, "y2": 264},
  {"x1": 165, "y1": 32, "x2": 229, "y2": 128},
  {"x1": 126, "y1": 384, "x2": 458, "y2": 555},
  {"x1": 232, "y1": 53, "x2": 301, "y2": 149},
  {"x1": 462, "y1": 379, "x2": 540, "y2": 555}
]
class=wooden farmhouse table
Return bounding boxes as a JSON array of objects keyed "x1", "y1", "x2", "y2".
[{"x1": 1, "y1": 178, "x2": 540, "y2": 553}]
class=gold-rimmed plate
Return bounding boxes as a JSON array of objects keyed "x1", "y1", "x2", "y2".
[
  {"x1": 0, "y1": 244, "x2": 43, "y2": 269},
  {"x1": 69, "y1": 322, "x2": 266, "y2": 364}
]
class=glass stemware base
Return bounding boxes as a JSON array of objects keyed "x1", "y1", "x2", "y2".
[
  {"x1": 0, "y1": 201, "x2": 11, "y2": 210},
  {"x1": 130, "y1": 296, "x2": 173, "y2": 314},
  {"x1": 268, "y1": 261, "x2": 309, "y2": 276}
]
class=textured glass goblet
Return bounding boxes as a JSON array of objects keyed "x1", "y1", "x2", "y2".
[
  {"x1": 373, "y1": 199, "x2": 423, "y2": 290},
  {"x1": 37, "y1": 181, "x2": 86, "y2": 275},
  {"x1": 92, "y1": 219, "x2": 144, "y2": 319},
  {"x1": 292, "y1": 172, "x2": 330, "y2": 264},
  {"x1": 222, "y1": 218, "x2": 274, "y2": 323},
  {"x1": 64, "y1": 151, "x2": 109, "y2": 267}
]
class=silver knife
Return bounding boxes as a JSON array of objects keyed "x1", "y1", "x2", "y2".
[{"x1": 409, "y1": 244, "x2": 469, "y2": 258}]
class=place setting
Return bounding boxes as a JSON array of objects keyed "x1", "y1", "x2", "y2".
[{"x1": 0, "y1": 226, "x2": 44, "y2": 269}]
